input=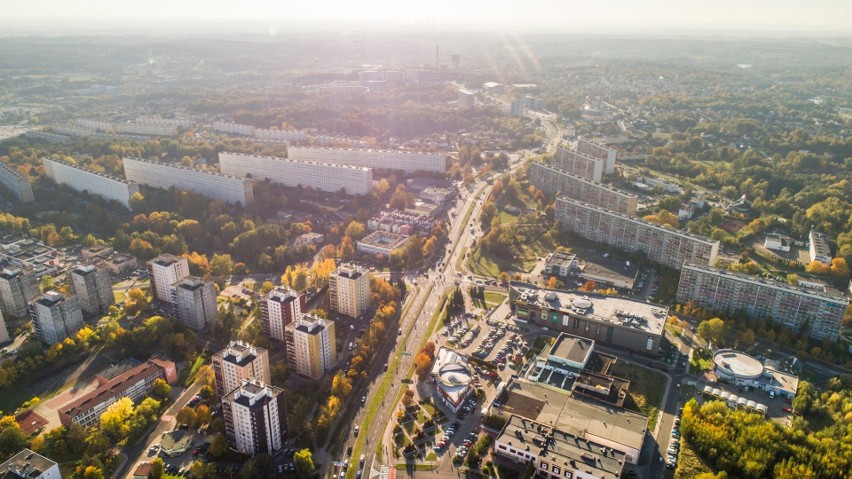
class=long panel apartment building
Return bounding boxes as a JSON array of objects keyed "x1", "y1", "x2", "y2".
[
  {"x1": 122, "y1": 157, "x2": 254, "y2": 206},
  {"x1": 42, "y1": 158, "x2": 139, "y2": 209},
  {"x1": 554, "y1": 146, "x2": 605, "y2": 182},
  {"x1": 530, "y1": 162, "x2": 637, "y2": 215},
  {"x1": 577, "y1": 137, "x2": 617, "y2": 175},
  {"x1": 0, "y1": 162, "x2": 34, "y2": 203},
  {"x1": 58, "y1": 357, "x2": 177, "y2": 428},
  {"x1": 287, "y1": 146, "x2": 447, "y2": 174},
  {"x1": 218, "y1": 152, "x2": 373, "y2": 196},
  {"x1": 676, "y1": 264, "x2": 848, "y2": 342},
  {"x1": 555, "y1": 197, "x2": 719, "y2": 270}
]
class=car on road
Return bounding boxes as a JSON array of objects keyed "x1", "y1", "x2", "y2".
[
  {"x1": 359, "y1": 454, "x2": 365, "y2": 467},
  {"x1": 354, "y1": 426, "x2": 359, "y2": 437},
  {"x1": 361, "y1": 395, "x2": 366, "y2": 404}
]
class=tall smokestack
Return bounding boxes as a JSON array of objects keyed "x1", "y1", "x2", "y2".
[{"x1": 436, "y1": 45, "x2": 439, "y2": 68}]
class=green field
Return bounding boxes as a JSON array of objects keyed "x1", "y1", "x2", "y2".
[
  {"x1": 673, "y1": 439, "x2": 714, "y2": 478},
  {"x1": 484, "y1": 291, "x2": 507, "y2": 307},
  {"x1": 610, "y1": 362, "x2": 666, "y2": 431}
]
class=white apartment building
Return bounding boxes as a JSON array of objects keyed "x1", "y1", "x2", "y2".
[
  {"x1": 0, "y1": 162, "x2": 34, "y2": 203},
  {"x1": 146, "y1": 254, "x2": 190, "y2": 303},
  {"x1": 809, "y1": 229, "x2": 833, "y2": 265},
  {"x1": 255, "y1": 128, "x2": 307, "y2": 142},
  {"x1": 212, "y1": 122, "x2": 257, "y2": 137},
  {"x1": 212, "y1": 340, "x2": 271, "y2": 397},
  {"x1": 170, "y1": 277, "x2": 217, "y2": 330},
  {"x1": 42, "y1": 157, "x2": 139, "y2": 209},
  {"x1": 329, "y1": 265, "x2": 371, "y2": 318},
  {"x1": 218, "y1": 152, "x2": 373, "y2": 196},
  {"x1": 0, "y1": 266, "x2": 40, "y2": 318},
  {"x1": 26, "y1": 130, "x2": 71, "y2": 144},
  {"x1": 554, "y1": 147, "x2": 605, "y2": 182},
  {"x1": 122, "y1": 157, "x2": 254, "y2": 206},
  {"x1": 69, "y1": 263, "x2": 114, "y2": 316},
  {"x1": 113, "y1": 123, "x2": 177, "y2": 137},
  {"x1": 530, "y1": 162, "x2": 638, "y2": 215},
  {"x1": 577, "y1": 137, "x2": 617, "y2": 175},
  {"x1": 284, "y1": 315, "x2": 337, "y2": 379},
  {"x1": 356, "y1": 231, "x2": 411, "y2": 257},
  {"x1": 29, "y1": 291, "x2": 84, "y2": 345},
  {"x1": 287, "y1": 146, "x2": 447, "y2": 174},
  {"x1": 261, "y1": 288, "x2": 304, "y2": 342},
  {"x1": 0, "y1": 449, "x2": 62, "y2": 479},
  {"x1": 222, "y1": 379, "x2": 286, "y2": 455},
  {"x1": 555, "y1": 197, "x2": 719, "y2": 270}
]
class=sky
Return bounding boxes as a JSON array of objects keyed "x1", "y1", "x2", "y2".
[{"x1": 3, "y1": 0, "x2": 851, "y2": 34}]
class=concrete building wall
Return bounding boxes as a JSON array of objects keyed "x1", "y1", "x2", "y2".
[
  {"x1": 122, "y1": 157, "x2": 253, "y2": 206},
  {"x1": 42, "y1": 158, "x2": 138, "y2": 209}
]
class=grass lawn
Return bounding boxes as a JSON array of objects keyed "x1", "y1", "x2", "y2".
[
  {"x1": 395, "y1": 464, "x2": 437, "y2": 471},
  {"x1": 689, "y1": 349, "x2": 714, "y2": 372},
  {"x1": 467, "y1": 249, "x2": 503, "y2": 277},
  {"x1": 674, "y1": 440, "x2": 714, "y2": 478},
  {"x1": 181, "y1": 352, "x2": 209, "y2": 387},
  {"x1": 484, "y1": 291, "x2": 507, "y2": 307},
  {"x1": 426, "y1": 452, "x2": 437, "y2": 461},
  {"x1": 114, "y1": 290, "x2": 126, "y2": 303},
  {"x1": 421, "y1": 402, "x2": 436, "y2": 416},
  {"x1": 610, "y1": 362, "x2": 666, "y2": 431},
  {"x1": 498, "y1": 209, "x2": 519, "y2": 225}
]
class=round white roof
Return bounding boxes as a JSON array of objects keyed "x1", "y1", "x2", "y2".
[
  {"x1": 713, "y1": 349, "x2": 764, "y2": 379},
  {"x1": 572, "y1": 297, "x2": 592, "y2": 309}
]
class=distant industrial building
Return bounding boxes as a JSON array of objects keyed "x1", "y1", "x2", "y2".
[
  {"x1": 170, "y1": 277, "x2": 217, "y2": 330},
  {"x1": 122, "y1": 157, "x2": 254, "y2": 206},
  {"x1": 287, "y1": 147, "x2": 447, "y2": 174},
  {"x1": 457, "y1": 89, "x2": 475, "y2": 109},
  {"x1": 212, "y1": 340, "x2": 271, "y2": 397},
  {"x1": 58, "y1": 357, "x2": 177, "y2": 428},
  {"x1": 676, "y1": 264, "x2": 847, "y2": 342},
  {"x1": 0, "y1": 266, "x2": 40, "y2": 318},
  {"x1": 222, "y1": 379, "x2": 286, "y2": 455},
  {"x1": 329, "y1": 264, "x2": 371, "y2": 318},
  {"x1": 69, "y1": 263, "x2": 114, "y2": 316},
  {"x1": 42, "y1": 157, "x2": 139, "y2": 209},
  {"x1": 218, "y1": 152, "x2": 373, "y2": 196},
  {"x1": 29, "y1": 291, "x2": 84, "y2": 345},
  {"x1": 577, "y1": 138, "x2": 617, "y2": 175},
  {"x1": 555, "y1": 197, "x2": 719, "y2": 270},
  {"x1": 146, "y1": 254, "x2": 190, "y2": 303},
  {"x1": 284, "y1": 315, "x2": 337, "y2": 379},
  {"x1": 554, "y1": 146, "x2": 606, "y2": 183},
  {"x1": 509, "y1": 282, "x2": 666, "y2": 354},
  {"x1": 261, "y1": 288, "x2": 305, "y2": 343},
  {"x1": 0, "y1": 449, "x2": 61, "y2": 479},
  {"x1": 530, "y1": 163, "x2": 637, "y2": 214},
  {"x1": 356, "y1": 230, "x2": 411, "y2": 257},
  {"x1": 809, "y1": 229, "x2": 833, "y2": 265},
  {"x1": 0, "y1": 162, "x2": 34, "y2": 204}
]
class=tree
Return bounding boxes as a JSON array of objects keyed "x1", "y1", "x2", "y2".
[
  {"x1": 39, "y1": 275, "x2": 56, "y2": 292},
  {"x1": 578, "y1": 280, "x2": 597, "y2": 292},
  {"x1": 331, "y1": 371, "x2": 353, "y2": 398},
  {"x1": 401, "y1": 388, "x2": 415, "y2": 408},
  {"x1": 100, "y1": 397, "x2": 134, "y2": 440},
  {"x1": 151, "y1": 378, "x2": 171, "y2": 400},
  {"x1": 786, "y1": 273, "x2": 800, "y2": 285},
  {"x1": 805, "y1": 260, "x2": 830, "y2": 275},
  {"x1": 176, "y1": 407, "x2": 198, "y2": 427},
  {"x1": 195, "y1": 404, "x2": 212, "y2": 426},
  {"x1": 150, "y1": 458, "x2": 165, "y2": 479},
  {"x1": 829, "y1": 258, "x2": 850, "y2": 278},
  {"x1": 294, "y1": 448, "x2": 314, "y2": 476},
  {"x1": 210, "y1": 253, "x2": 234, "y2": 278},
  {"x1": 697, "y1": 317, "x2": 728, "y2": 346},
  {"x1": 209, "y1": 433, "x2": 229, "y2": 458},
  {"x1": 0, "y1": 417, "x2": 26, "y2": 458},
  {"x1": 546, "y1": 276, "x2": 558, "y2": 288}
]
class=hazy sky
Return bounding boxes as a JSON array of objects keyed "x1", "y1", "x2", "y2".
[{"x1": 5, "y1": 0, "x2": 851, "y2": 33}]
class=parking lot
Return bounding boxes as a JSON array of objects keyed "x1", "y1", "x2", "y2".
[{"x1": 440, "y1": 314, "x2": 528, "y2": 385}]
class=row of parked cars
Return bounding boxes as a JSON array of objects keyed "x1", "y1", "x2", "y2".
[
  {"x1": 665, "y1": 408, "x2": 683, "y2": 469},
  {"x1": 471, "y1": 326, "x2": 507, "y2": 359}
]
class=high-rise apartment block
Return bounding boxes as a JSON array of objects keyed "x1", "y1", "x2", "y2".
[
  {"x1": 555, "y1": 197, "x2": 719, "y2": 270},
  {"x1": 284, "y1": 315, "x2": 337, "y2": 379},
  {"x1": 0, "y1": 449, "x2": 62, "y2": 479},
  {"x1": 29, "y1": 291, "x2": 84, "y2": 345},
  {"x1": 287, "y1": 147, "x2": 447, "y2": 174},
  {"x1": 329, "y1": 265, "x2": 370, "y2": 318},
  {"x1": 530, "y1": 162, "x2": 638, "y2": 215},
  {"x1": 170, "y1": 277, "x2": 217, "y2": 330},
  {"x1": 212, "y1": 340, "x2": 271, "y2": 397},
  {"x1": 554, "y1": 146, "x2": 605, "y2": 182},
  {"x1": 69, "y1": 263, "x2": 114, "y2": 316},
  {"x1": 676, "y1": 264, "x2": 847, "y2": 342},
  {"x1": 260, "y1": 288, "x2": 305, "y2": 343},
  {"x1": 42, "y1": 157, "x2": 139, "y2": 209},
  {"x1": 0, "y1": 162, "x2": 35, "y2": 203},
  {"x1": 222, "y1": 379, "x2": 286, "y2": 455},
  {"x1": 0, "y1": 310, "x2": 9, "y2": 343},
  {"x1": 0, "y1": 266, "x2": 40, "y2": 318},
  {"x1": 577, "y1": 138, "x2": 617, "y2": 175},
  {"x1": 218, "y1": 152, "x2": 373, "y2": 196},
  {"x1": 122, "y1": 157, "x2": 254, "y2": 206},
  {"x1": 146, "y1": 254, "x2": 190, "y2": 303}
]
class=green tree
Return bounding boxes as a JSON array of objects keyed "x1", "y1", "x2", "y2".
[
  {"x1": 39, "y1": 275, "x2": 57, "y2": 292},
  {"x1": 209, "y1": 433, "x2": 229, "y2": 458},
  {"x1": 150, "y1": 458, "x2": 165, "y2": 479},
  {"x1": 150, "y1": 378, "x2": 171, "y2": 400},
  {"x1": 294, "y1": 448, "x2": 314, "y2": 476},
  {"x1": 100, "y1": 397, "x2": 134, "y2": 440},
  {"x1": 696, "y1": 317, "x2": 728, "y2": 345}
]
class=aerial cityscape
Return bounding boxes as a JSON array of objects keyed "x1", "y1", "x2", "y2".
[{"x1": 0, "y1": 2, "x2": 849, "y2": 479}]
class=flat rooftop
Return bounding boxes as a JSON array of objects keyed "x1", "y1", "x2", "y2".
[
  {"x1": 551, "y1": 334, "x2": 594, "y2": 366},
  {"x1": 511, "y1": 282, "x2": 666, "y2": 336},
  {"x1": 579, "y1": 256, "x2": 640, "y2": 287},
  {"x1": 0, "y1": 449, "x2": 57, "y2": 479}
]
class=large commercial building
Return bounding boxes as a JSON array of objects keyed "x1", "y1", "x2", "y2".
[
  {"x1": 0, "y1": 449, "x2": 62, "y2": 479},
  {"x1": 0, "y1": 163, "x2": 34, "y2": 204},
  {"x1": 356, "y1": 231, "x2": 411, "y2": 257},
  {"x1": 284, "y1": 315, "x2": 337, "y2": 379},
  {"x1": 260, "y1": 288, "x2": 305, "y2": 343},
  {"x1": 676, "y1": 264, "x2": 848, "y2": 342},
  {"x1": 554, "y1": 147, "x2": 605, "y2": 182},
  {"x1": 287, "y1": 147, "x2": 447, "y2": 174},
  {"x1": 122, "y1": 157, "x2": 254, "y2": 206},
  {"x1": 329, "y1": 265, "x2": 371, "y2": 318},
  {"x1": 222, "y1": 379, "x2": 286, "y2": 455},
  {"x1": 577, "y1": 138, "x2": 617, "y2": 175},
  {"x1": 509, "y1": 282, "x2": 667, "y2": 354},
  {"x1": 29, "y1": 291, "x2": 84, "y2": 345},
  {"x1": 58, "y1": 357, "x2": 177, "y2": 428},
  {"x1": 146, "y1": 254, "x2": 190, "y2": 303},
  {"x1": 212, "y1": 340, "x2": 271, "y2": 397},
  {"x1": 809, "y1": 229, "x2": 833, "y2": 265},
  {"x1": 170, "y1": 277, "x2": 217, "y2": 330},
  {"x1": 0, "y1": 266, "x2": 40, "y2": 318},
  {"x1": 430, "y1": 347, "x2": 474, "y2": 413},
  {"x1": 530, "y1": 163, "x2": 637, "y2": 215},
  {"x1": 555, "y1": 197, "x2": 719, "y2": 270},
  {"x1": 42, "y1": 158, "x2": 139, "y2": 209},
  {"x1": 69, "y1": 263, "x2": 114, "y2": 316},
  {"x1": 711, "y1": 349, "x2": 799, "y2": 399},
  {"x1": 218, "y1": 152, "x2": 373, "y2": 196}
]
